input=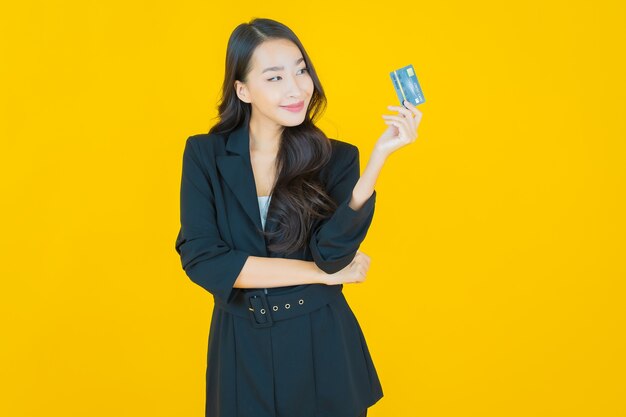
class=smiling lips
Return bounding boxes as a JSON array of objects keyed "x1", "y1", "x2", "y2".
[{"x1": 281, "y1": 101, "x2": 305, "y2": 112}]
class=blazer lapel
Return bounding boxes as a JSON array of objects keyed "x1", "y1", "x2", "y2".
[{"x1": 216, "y1": 123, "x2": 269, "y2": 254}]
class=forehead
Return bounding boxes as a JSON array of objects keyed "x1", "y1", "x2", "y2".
[{"x1": 250, "y1": 39, "x2": 303, "y2": 72}]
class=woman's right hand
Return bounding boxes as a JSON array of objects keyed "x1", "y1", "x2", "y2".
[{"x1": 321, "y1": 250, "x2": 371, "y2": 285}]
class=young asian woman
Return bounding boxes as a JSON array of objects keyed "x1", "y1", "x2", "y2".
[{"x1": 175, "y1": 17, "x2": 422, "y2": 417}]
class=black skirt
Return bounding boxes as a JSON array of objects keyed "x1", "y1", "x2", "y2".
[{"x1": 205, "y1": 285, "x2": 384, "y2": 417}]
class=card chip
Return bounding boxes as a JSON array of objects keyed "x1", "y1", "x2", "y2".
[{"x1": 407, "y1": 67, "x2": 415, "y2": 77}]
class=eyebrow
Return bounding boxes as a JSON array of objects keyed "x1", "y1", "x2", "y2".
[{"x1": 261, "y1": 57, "x2": 305, "y2": 74}]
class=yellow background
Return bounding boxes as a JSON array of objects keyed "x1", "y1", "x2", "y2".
[{"x1": 1, "y1": 1, "x2": 625, "y2": 416}]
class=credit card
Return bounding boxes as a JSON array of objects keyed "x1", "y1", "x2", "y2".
[{"x1": 390, "y1": 64, "x2": 425, "y2": 106}]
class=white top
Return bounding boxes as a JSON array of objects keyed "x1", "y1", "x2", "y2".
[{"x1": 257, "y1": 195, "x2": 271, "y2": 230}]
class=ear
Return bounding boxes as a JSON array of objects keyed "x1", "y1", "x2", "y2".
[{"x1": 234, "y1": 80, "x2": 251, "y2": 104}]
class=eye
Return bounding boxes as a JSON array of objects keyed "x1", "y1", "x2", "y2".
[{"x1": 267, "y1": 67, "x2": 309, "y2": 82}]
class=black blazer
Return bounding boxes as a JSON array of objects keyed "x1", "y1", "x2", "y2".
[{"x1": 174, "y1": 122, "x2": 377, "y2": 304}]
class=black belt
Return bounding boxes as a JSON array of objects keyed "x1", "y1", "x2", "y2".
[{"x1": 214, "y1": 284, "x2": 344, "y2": 329}]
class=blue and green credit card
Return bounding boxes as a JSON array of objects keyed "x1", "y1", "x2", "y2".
[{"x1": 390, "y1": 64, "x2": 425, "y2": 106}]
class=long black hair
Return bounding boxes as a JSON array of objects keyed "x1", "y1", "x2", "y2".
[{"x1": 208, "y1": 17, "x2": 337, "y2": 255}]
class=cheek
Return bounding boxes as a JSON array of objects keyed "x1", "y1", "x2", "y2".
[
  {"x1": 305, "y1": 77, "x2": 314, "y2": 95},
  {"x1": 294, "y1": 76, "x2": 313, "y2": 94},
  {"x1": 253, "y1": 83, "x2": 280, "y2": 104}
]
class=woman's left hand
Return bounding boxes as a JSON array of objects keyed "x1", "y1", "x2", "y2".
[{"x1": 374, "y1": 99, "x2": 423, "y2": 158}]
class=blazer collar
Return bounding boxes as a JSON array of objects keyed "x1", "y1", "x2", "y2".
[
  {"x1": 216, "y1": 123, "x2": 274, "y2": 255},
  {"x1": 224, "y1": 122, "x2": 253, "y2": 162}
]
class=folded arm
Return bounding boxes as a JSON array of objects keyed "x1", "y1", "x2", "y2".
[
  {"x1": 175, "y1": 137, "x2": 326, "y2": 304},
  {"x1": 309, "y1": 144, "x2": 384, "y2": 274}
]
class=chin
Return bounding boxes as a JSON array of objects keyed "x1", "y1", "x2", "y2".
[
  {"x1": 276, "y1": 115, "x2": 307, "y2": 127},
  {"x1": 282, "y1": 119, "x2": 306, "y2": 127}
]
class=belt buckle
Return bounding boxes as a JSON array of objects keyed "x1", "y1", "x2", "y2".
[{"x1": 244, "y1": 289, "x2": 274, "y2": 328}]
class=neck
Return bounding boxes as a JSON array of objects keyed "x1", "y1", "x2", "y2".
[{"x1": 248, "y1": 115, "x2": 282, "y2": 154}]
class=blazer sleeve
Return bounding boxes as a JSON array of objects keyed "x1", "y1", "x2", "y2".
[
  {"x1": 309, "y1": 144, "x2": 377, "y2": 274},
  {"x1": 174, "y1": 136, "x2": 249, "y2": 304}
]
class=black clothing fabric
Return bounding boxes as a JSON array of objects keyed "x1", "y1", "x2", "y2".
[{"x1": 175, "y1": 122, "x2": 383, "y2": 416}]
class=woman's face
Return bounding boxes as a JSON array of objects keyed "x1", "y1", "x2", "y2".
[{"x1": 235, "y1": 38, "x2": 314, "y2": 127}]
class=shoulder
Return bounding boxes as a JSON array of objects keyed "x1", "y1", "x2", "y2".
[
  {"x1": 327, "y1": 138, "x2": 360, "y2": 168},
  {"x1": 185, "y1": 132, "x2": 227, "y2": 154},
  {"x1": 317, "y1": 138, "x2": 361, "y2": 183},
  {"x1": 181, "y1": 132, "x2": 229, "y2": 172},
  {"x1": 328, "y1": 137, "x2": 359, "y2": 155}
]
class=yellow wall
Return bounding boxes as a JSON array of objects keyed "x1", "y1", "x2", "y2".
[{"x1": 1, "y1": 1, "x2": 624, "y2": 416}]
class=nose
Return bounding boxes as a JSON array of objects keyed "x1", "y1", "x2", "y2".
[{"x1": 285, "y1": 74, "x2": 304, "y2": 98}]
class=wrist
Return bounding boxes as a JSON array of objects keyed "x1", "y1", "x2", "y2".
[
  {"x1": 313, "y1": 265, "x2": 328, "y2": 285},
  {"x1": 371, "y1": 146, "x2": 390, "y2": 162}
]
